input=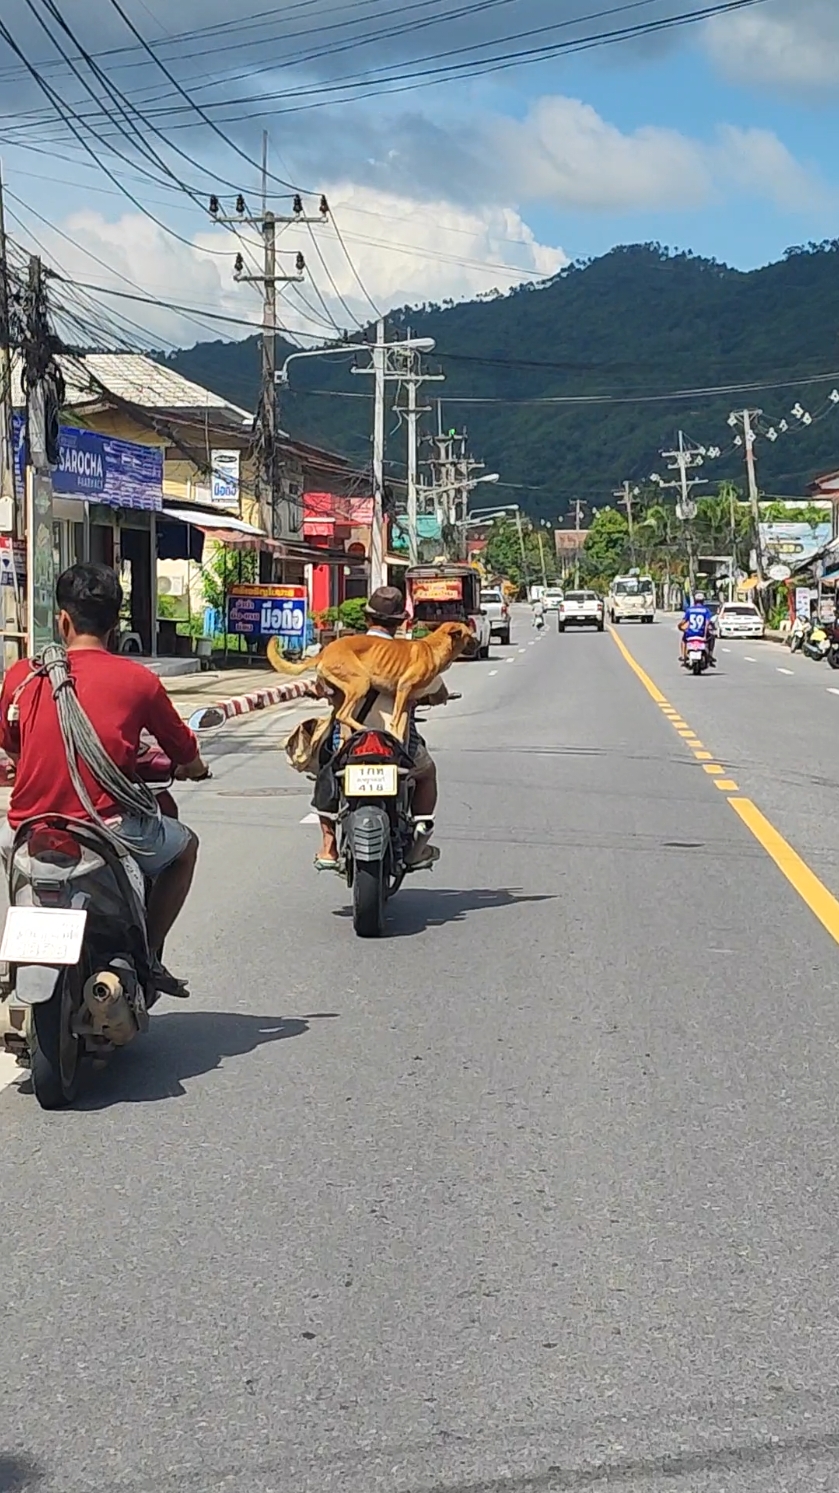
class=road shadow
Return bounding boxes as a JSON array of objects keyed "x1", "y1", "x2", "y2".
[
  {"x1": 75, "y1": 1010, "x2": 337, "y2": 1108},
  {"x1": 334, "y1": 886, "x2": 555, "y2": 937},
  {"x1": 0, "y1": 1456, "x2": 43, "y2": 1492}
]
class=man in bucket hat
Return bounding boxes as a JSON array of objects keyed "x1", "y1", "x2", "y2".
[{"x1": 314, "y1": 586, "x2": 450, "y2": 871}]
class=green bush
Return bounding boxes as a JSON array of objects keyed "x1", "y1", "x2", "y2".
[{"x1": 338, "y1": 597, "x2": 368, "y2": 631}]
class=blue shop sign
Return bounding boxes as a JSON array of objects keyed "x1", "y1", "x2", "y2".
[
  {"x1": 13, "y1": 415, "x2": 163, "y2": 511},
  {"x1": 226, "y1": 583, "x2": 307, "y2": 639}
]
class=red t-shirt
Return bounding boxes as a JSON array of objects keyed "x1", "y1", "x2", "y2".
[{"x1": 0, "y1": 649, "x2": 199, "y2": 828}]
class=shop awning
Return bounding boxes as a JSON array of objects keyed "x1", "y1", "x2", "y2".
[{"x1": 161, "y1": 505, "x2": 265, "y2": 538}]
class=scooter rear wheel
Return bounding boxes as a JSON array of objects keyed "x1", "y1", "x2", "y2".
[
  {"x1": 31, "y1": 967, "x2": 83, "y2": 1109},
  {"x1": 352, "y1": 861, "x2": 385, "y2": 939}
]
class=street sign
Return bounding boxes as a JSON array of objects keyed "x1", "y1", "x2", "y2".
[
  {"x1": 210, "y1": 450, "x2": 240, "y2": 508},
  {"x1": 768, "y1": 563, "x2": 792, "y2": 582},
  {"x1": 226, "y1": 583, "x2": 307, "y2": 639},
  {"x1": 0, "y1": 536, "x2": 25, "y2": 587}
]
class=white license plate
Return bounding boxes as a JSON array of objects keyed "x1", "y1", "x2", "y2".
[
  {"x1": 0, "y1": 907, "x2": 87, "y2": 965},
  {"x1": 344, "y1": 763, "x2": 398, "y2": 797}
]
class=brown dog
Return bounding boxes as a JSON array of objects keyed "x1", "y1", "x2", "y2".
[{"x1": 267, "y1": 621, "x2": 473, "y2": 741}]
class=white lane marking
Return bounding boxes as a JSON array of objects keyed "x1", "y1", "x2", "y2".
[
  {"x1": 529, "y1": 641, "x2": 536, "y2": 646},
  {"x1": 0, "y1": 1051, "x2": 21, "y2": 1096},
  {"x1": 300, "y1": 811, "x2": 320, "y2": 824},
  {"x1": 507, "y1": 657, "x2": 516, "y2": 664},
  {"x1": 777, "y1": 668, "x2": 794, "y2": 675},
  {"x1": 489, "y1": 669, "x2": 498, "y2": 676},
  {"x1": 829, "y1": 688, "x2": 839, "y2": 697},
  {"x1": 744, "y1": 656, "x2": 756, "y2": 662},
  {"x1": 722, "y1": 647, "x2": 732, "y2": 653},
  {"x1": 518, "y1": 648, "x2": 527, "y2": 654}
]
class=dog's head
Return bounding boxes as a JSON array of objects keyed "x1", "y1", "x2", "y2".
[{"x1": 434, "y1": 620, "x2": 476, "y2": 659}]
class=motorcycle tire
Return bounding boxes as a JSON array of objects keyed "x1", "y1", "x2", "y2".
[
  {"x1": 31, "y1": 967, "x2": 82, "y2": 1109},
  {"x1": 829, "y1": 649, "x2": 839, "y2": 670},
  {"x1": 692, "y1": 658, "x2": 703, "y2": 676},
  {"x1": 352, "y1": 860, "x2": 385, "y2": 939}
]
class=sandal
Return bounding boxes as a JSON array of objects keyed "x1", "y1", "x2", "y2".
[{"x1": 314, "y1": 856, "x2": 341, "y2": 872}]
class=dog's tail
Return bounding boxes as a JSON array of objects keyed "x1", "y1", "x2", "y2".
[{"x1": 266, "y1": 637, "x2": 323, "y2": 676}]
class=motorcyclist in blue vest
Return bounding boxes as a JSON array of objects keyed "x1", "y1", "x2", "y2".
[{"x1": 679, "y1": 592, "x2": 716, "y2": 666}]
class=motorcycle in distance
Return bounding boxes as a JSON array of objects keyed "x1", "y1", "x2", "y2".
[
  {"x1": 788, "y1": 613, "x2": 809, "y2": 654},
  {"x1": 0, "y1": 706, "x2": 223, "y2": 1109},
  {"x1": 802, "y1": 621, "x2": 830, "y2": 662},
  {"x1": 331, "y1": 697, "x2": 460, "y2": 939},
  {"x1": 824, "y1": 619, "x2": 839, "y2": 670},
  {"x1": 684, "y1": 635, "x2": 710, "y2": 676}
]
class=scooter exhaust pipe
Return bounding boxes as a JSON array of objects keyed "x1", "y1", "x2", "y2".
[{"x1": 83, "y1": 970, "x2": 138, "y2": 1047}]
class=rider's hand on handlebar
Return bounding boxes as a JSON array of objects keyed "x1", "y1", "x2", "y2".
[{"x1": 175, "y1": 753, "x2": 212, "y2": 782}]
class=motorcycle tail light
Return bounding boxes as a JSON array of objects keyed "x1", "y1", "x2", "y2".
[
  {"x1": 27, "y1": 826, "x2": 83, "y2": 867},
  {"x1": 349, "y1": 732, "x2": 393, "y2": 758}
]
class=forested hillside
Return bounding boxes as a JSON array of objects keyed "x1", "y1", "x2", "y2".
[{"x1": 163, "y1": 242, "x2": 839, "y2": 522}]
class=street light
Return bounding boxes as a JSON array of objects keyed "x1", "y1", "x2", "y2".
[{"x1": 276, "y1": 334, "x2": 436, "y2": 385}]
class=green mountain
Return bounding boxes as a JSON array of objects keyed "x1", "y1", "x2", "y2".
[{"x1": 162, "y1": 242, "x2": 839, "y2": 523}]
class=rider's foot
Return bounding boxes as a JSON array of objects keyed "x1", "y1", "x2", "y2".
[
  {"x1": 150, "y1": 956, "x2": 189, "y2": 999},
  {"x1": 406, "y1": 844, "x2": 441, "y2": 871},
  {"x1": 314, "y1": 855, "x2": 340, "y2": 872}
]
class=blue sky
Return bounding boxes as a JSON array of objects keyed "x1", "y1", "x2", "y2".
[{"x1": 0, "y1": 0, "x2": 836, "y2": 342}]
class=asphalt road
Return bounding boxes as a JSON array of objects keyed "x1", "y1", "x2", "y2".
[{"x1": 4, "y1": 612, "x2": 839, "y2": 1492}]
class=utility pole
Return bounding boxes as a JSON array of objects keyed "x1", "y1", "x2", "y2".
[
  {"x1": 614, "y1": 481, "x2": 639, "y2": 565},
  {"x1": 728, "y1": 409, "x2": 764, "y2": 583},
  {"x1": 213, "y1": 159, "x2": 328, "y2": 548},
  {"x1": 352, "y1": 325, "x2": 442, "y2": 588},
  {"x1": 371, "y1": 316, "x2": 386, "y2": 591},
  {"x1": 537, "y1": 528, "x2": 548, "y2": 588},
  {"x1": 0, "y1": 163, "x2": 15, "y2": 517},
  {"x1": 23, "y1": 256, "x2": 58, "y2": 655},
  {"x1": 396, "y1": 335, "x2": 443, "y2": 566},
  {"x1": 654, "y1": 431, "x2": 707, "y2": 596}
]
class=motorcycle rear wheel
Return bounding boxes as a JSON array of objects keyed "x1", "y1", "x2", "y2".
[
  {"x1": 352, "y1": 860, "x2": 385, "y2": 939},
  {"x1": 31, "y1": 967, "x2": 83, "y2": 1109}
]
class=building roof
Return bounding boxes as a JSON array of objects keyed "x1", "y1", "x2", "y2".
[{"x1": 11, "y1": 351, "x2": 252, "y2": 427}]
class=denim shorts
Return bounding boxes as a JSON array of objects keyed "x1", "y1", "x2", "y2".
[
  {"x1": 107, "y1": 813, "x2": 195, "y2": 876},
  {"x1": 0, "y1": 813, "x2": 194, "y2": 878}
]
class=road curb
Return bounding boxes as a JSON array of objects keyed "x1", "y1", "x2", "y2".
[{"x1": 189, "y1": 676, "x2": 315, "y2": 729}]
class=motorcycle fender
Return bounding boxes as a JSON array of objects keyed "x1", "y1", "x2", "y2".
[
  {"x1": 345, "y1": 805, "x2": 390, "y2": 863},
  {"x1": 14, "y1": 964, "x2": 63, "y2": 1006}
]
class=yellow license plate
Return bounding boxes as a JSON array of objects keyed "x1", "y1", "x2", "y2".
[{"x1": 344, "y1": 763, "x2": 398, "y2": 797}]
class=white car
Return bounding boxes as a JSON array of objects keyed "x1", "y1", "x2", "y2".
[
  {"x1": 558, "y1": 591, "x2": 605, "y2": 632},
  {"x1": 542, "y1": 587, "x2": 565, "y2": 612},
  {"x1": 716, "y1": 602, "x2": 765, "y2": 640},
  {"x1": 481, "y1": 589, "x2": 511, "y2": 646}
]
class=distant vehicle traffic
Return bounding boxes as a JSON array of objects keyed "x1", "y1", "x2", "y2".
[
  {"x1": 558, "y1": 591, "x2": 605, "y2": 632},
  {"x1": 608, "y1": 574, "x2": 655, "y2": 625},
  {"x1": 542, "y1": 587, "x2": 565, "y2": 612},
  {"x1": 406, "y1": 564, "x2": 491, "y2": 659},
  {"x1": 716, "y1": 602, "x2": 764, "y2": 640},
  {"x1": 481, "y1": 588, "x2": 511, "y2": 646}
]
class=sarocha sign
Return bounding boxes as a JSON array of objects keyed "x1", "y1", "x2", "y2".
[{"x1": 13, "y1": 416, "x2": 163, "y2": 511}]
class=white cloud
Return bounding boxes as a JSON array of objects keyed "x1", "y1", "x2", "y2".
[
  {"x1": 715, "y1": 126, "x2": 828, "y2": 213},
  {"x1": 492, "y1": 97, "x2": 713, "y2": 212},
  {"x1": 703, "y1": 0, "x2": 839, "y2": 91},
  {"x1": 40, "y1": 189, "x2": 566, "y2": 348},
  {"x1": 486, "y1": 96, "x2": 831, "y2": 216}
]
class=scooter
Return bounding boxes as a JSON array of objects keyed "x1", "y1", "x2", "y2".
[
  {"x1": 684, "y1": 635, "x2": 709, "y2": 675},
  {"x1": 0, "y1": 709, "x2": 219, "y2": 1109},
  {"x1": 788, "y1": 615, "x2": 809, "y2": 653},
  {"x1": 803, "y1": 623, "x2": 830, "y2": 662}
]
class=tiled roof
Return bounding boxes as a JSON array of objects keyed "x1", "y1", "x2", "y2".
[{"x1": 10, "y1": 351, "x2": 251, "y2": 424}]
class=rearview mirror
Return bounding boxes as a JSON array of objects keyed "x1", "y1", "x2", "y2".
[{"x1": 188, "y1": 705, "x2": 227, "y2": 732}]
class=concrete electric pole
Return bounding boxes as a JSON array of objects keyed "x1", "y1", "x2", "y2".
[
  {"x1": 213, "y1": 158, "x2": 328, "y2": 546},
  {"x1": 654, "y1": 432, "x2": 707, "y2": 596},
  {"x1": 728, "y1": 409, "x2": 764, "y2": 582},
  {"x1": 351, "y1": 325, "x2": 439, "y2": 587}
]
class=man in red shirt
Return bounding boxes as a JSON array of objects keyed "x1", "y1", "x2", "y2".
[{"x1": 0, "y1": 564, "x2": 209, "y2": 993}]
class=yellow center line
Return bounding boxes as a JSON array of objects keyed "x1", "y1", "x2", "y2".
[
  {"x1": 610, "y1": 628, "x2": 668, "y2": 704},
  {"x1": 703, "y1": 764, "x2": 725, "y2": 775},
  {"x1": 611, "y1": 626, "x2": 839, "y2": 952},
  {"x1": 731, "y1": 799, "x2": 839, "y2": 946}
]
